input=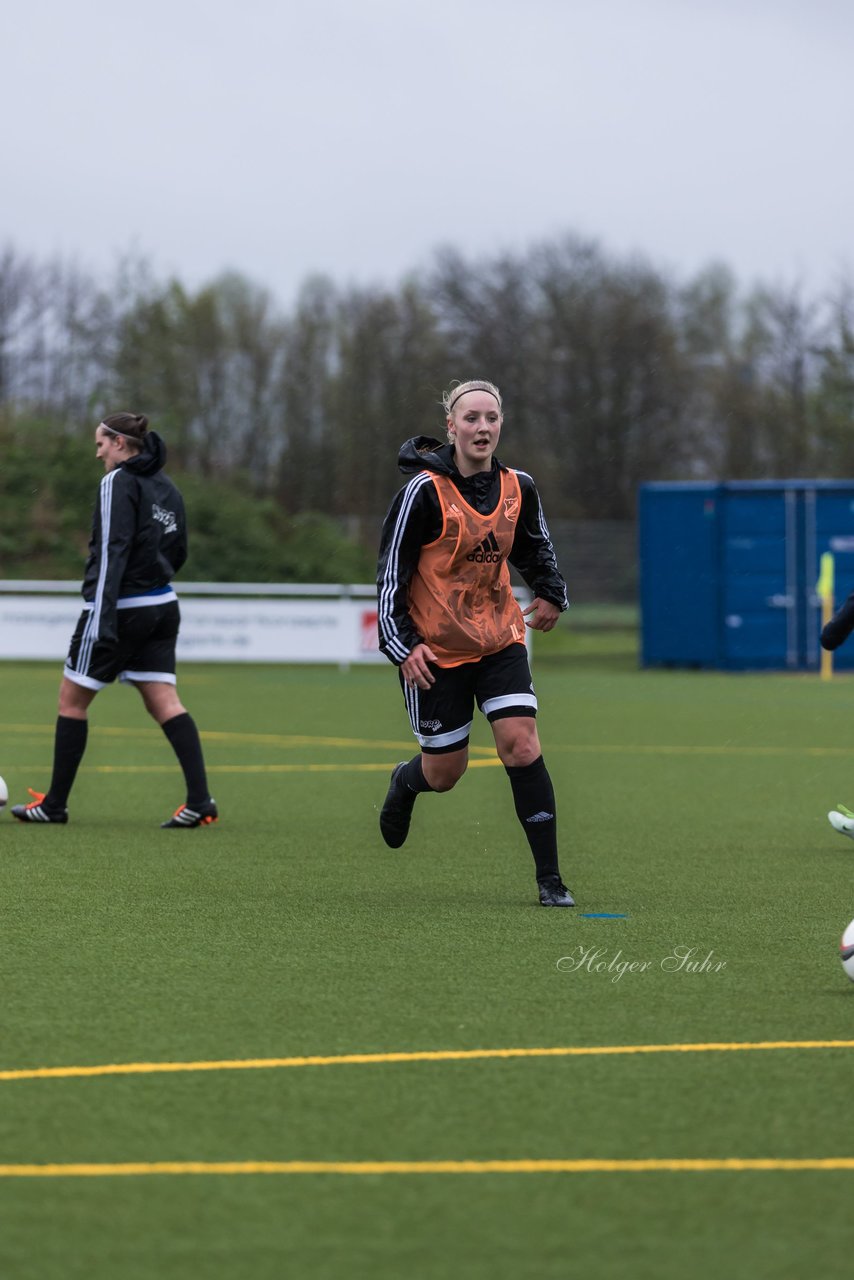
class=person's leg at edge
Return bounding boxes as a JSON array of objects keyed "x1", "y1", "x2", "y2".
[
  {"x1": 492, "y1": 715, "x2": 573, "y2": 904},
  {"x1": 41, "y1": 677, "x2": 97, "y2": 811},
  {"x1": 135, "y1": 681, "x2": 212, "y2": 810}
]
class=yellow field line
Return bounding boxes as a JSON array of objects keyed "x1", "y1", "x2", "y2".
[
  {"x1": 0, "y1": 725, "x2": 415, "y2": 749},
  {"x1": 0, "y1": 1158, "x2": 851, "y2": 1178},
  {"x1": 3, "y1": 1040, "x2": 853, "y2": 1084},
  {"x1": 4, "y1": 723, "x2": 852, "y2": 758},
  {"x1": 82, "y1": 760, "x2": 503, "y2": 774},
  {"x1": 0, "y1": 725, "x2": 496, "y2": 756}
]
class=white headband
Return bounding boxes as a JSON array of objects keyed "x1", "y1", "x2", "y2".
[{"x1": 99, "y1": 421, "x2": 138, "y2": 443}]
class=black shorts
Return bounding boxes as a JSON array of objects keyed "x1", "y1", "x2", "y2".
[
  {"x1": 64, "y1": 602, "x2": 180, "y2": 691},
  {"x1": 399, "y1": 642, "x2": 537, "y2": 754}
]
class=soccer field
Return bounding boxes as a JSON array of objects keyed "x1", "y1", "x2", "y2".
[{"x1": 1, "y1": 638, "x2": 854, "y2": 1279}]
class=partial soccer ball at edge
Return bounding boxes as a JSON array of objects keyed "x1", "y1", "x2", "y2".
[
  {"x1": 0, "y1": 775, "x2": 7, "y2": 809},
  {"x1": 841, "y1": 919, "x2": 854, "y2": 982}
]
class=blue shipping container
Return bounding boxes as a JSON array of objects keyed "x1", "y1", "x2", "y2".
[{"x1": 640, "y1": 481, "x2": 854, "y2": 670}]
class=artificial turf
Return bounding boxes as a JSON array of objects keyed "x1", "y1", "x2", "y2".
[{"x1": 1, "y1": 628, "x2": 853, "y2": 1278}]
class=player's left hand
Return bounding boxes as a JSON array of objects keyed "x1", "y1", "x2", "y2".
[{"x1": 523, "y1": 598, "x2": 560, "y2": 632}]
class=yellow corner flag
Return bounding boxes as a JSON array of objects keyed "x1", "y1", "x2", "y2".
[
  {"x1": 816, "y1": 552, "x2": 835, "y2": 681},
  {"x1": 816, "y1": 552, "x2": 835, "y2": 602}
]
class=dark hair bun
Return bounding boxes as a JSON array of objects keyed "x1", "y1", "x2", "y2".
[{"x1": 134, "y1": 414, "x2": 149, "y2": 435}]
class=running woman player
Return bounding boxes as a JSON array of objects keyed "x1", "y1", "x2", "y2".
[
  {"x1": 376, "y1": 379, "x2": 574, "y2": 906},
  {"x1": 12, "y1": 412, "x2": 217, "y2": 828}
]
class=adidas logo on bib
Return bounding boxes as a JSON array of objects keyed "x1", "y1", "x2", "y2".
[{"x1": 466, "y1": 531, "x2": 501, "y2": 563}]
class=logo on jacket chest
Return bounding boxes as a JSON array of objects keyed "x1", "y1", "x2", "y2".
[{"x1": 152, "y1": 503, "x2": 178, "y2": 535}]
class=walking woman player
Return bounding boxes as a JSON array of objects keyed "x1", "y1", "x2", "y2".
[
  {"x1": 12, "y1": 412, "x2": 218, "y2": 828},
  {"x1": 376, "y1": 379, "x2": 573, "y2": 907}
]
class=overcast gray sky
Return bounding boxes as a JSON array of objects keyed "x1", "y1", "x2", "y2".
[{"x1": 4, "y1": 0, "x2": 852, "y2": 305}]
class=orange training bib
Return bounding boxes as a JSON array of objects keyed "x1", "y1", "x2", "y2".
[{"x1": 407, "y1": 470, "x2": 526, "y2": 667}]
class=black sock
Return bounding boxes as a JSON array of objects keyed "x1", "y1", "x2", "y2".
[
  {"x1": 402, "y1": 755, "x2": 434, "y2": 794},
  {"x1": 161, "y1": 713, "x2": 210, "y2": 808},
  {"x1": 505, "y1": 755, "x2": 561, "y2": 882},
  {"x1": 45, "y1": 716, "x2": 88, "y2": 810}
]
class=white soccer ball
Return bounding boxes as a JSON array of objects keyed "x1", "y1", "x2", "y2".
[
  {"x1": 841, "y1": 919, "x2": 854, "y2": 982},
  {"x1": 0, "y1": 776, "x2": 7, "y2": 809}
]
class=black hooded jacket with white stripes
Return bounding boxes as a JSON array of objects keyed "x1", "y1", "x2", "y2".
[
  {"x1": 377, "y1": 436, "x2": 568, "y2": 666},
  {"x1": 80, "y1": 432, "x2": 188, "y2": 646}
]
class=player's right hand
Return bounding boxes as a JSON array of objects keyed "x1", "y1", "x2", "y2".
[{"x1": 401, "y1": 644, "x2": 437, "y2": 690}]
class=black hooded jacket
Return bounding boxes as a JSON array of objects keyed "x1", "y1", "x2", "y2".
[
  {"x1": 80, "y1": 432, "x2": 188, "y2": 645},
  {"x1": 377, "y1": 436, "x2": 568, "y2": 665}
]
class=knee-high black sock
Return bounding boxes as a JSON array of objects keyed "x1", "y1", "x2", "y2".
[
  {"x1": 402, "y1": 755, "x2": 434, "y2": 794},
  {"x1": 45, "y1": 716, "x2": 88, "y2": 810},
  {"x1": 505, "y1": 755, "x2": 561, "y2": 882},
  {"x1": 161, "y1": 713, "x2": 210, "y2": 808}
]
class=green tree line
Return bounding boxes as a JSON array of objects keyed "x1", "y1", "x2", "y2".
[
  {"x1": 1, "y1": 235, "x2": 852, "y2": 578},
  {"x1": 0, "y1": 417, "x2": 373, "y2": 582}
]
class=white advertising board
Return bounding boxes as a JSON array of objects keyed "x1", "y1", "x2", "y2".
[
  {"x1": 0, "y1": 596, "x2": 82, "y2": 659},
  {"x1": 0, "y1": 582, "x2": 532, "y2": 664},
  {"x1": 0, "y1": 592, "x2": 385, "y2": 663},
  {"x1": 175, "y1": 597, "x2": 384, "y2": 663}
]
